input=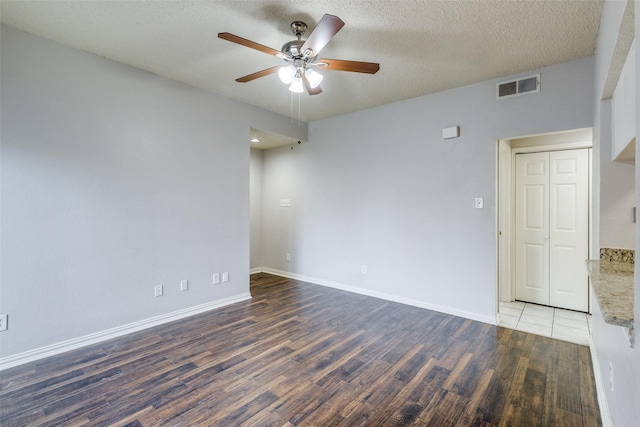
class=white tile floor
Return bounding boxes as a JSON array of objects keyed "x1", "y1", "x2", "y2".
[{"x1": 498, "y1": 301, "x2": 591, "y2": 346}]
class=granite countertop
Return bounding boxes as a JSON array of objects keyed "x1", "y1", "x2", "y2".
[{"x1": 587, "y1": 259, "x2": 634, "y2": 328}]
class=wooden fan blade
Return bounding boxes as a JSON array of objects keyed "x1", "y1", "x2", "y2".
[
  {"x1": 218, "y1": 32, "x2": 283, "y2": 57},
  {"x1": 302, "y1": 74, "x2": 323, "y2": 95},
  {"x1": 316, "y1": 58, "x2": 380, "y2": 74},
  {"x1": 300, "y1": 14, "x2": 345, "y2": 58},
  {"x1": 235, "y1": 66, "x2": 281, "y2": 83}
]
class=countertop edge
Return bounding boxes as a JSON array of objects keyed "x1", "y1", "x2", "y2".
[{"x1": 586, "y1": 259, "x2": 634, "y2": 329}]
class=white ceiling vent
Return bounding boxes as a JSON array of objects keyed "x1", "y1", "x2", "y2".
[{"x1": 497, "y1": 74, "x2": 540, "y2": 99}]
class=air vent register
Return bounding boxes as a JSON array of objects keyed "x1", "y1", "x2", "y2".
[{"x1": 497, "y1": 74, "x2": 540, "y2": 99}]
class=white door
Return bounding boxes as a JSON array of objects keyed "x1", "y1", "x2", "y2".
[
  {"x1": 515, "y1": 152, "x2": 550, "y2": 305},
  {"x1": 515, "y1": 149, "x2": 589, "y2": 311},
  {"x1": 548, "y1": 150, "x2": 589, "y2": 311}
]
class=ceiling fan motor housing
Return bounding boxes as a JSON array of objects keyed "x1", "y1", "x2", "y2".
[
  {"x1": 281, "y1": 39, "x2": 317, "y2": 63},
  {"x1": 281, "y1": 39, "x2": 303, "y2": 57},
  {"x1": 283, "y1": 21, "x2": 319, "y2": 62}
]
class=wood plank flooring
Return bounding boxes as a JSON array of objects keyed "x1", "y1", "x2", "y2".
[{"x1": 1, "y1": 273, "x2": 601, "y2": 426}]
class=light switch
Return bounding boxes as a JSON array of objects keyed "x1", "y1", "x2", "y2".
[{"x1": 475, "y1": 198, "x2": 484, "y2": 209}]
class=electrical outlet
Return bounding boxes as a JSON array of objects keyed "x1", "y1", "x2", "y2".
[
  {"x1": 213, "y1": 273, "x2": 220, "y2": 284},
  {"x1": 180, "y1": 280, "x2": 188, "y2": 292},
  {"x1": 154, "y1": 285, "x2": 163, "y2": 297},
  {"x1": 361, "y1": 265, "x2": 367, "y2": 274},
  {"x1": 475, "y1": 197, "x2": 484, "y2": 209},
  {"x1": 286, "y1": 253, "x2": 291, "y2": 262},
  {"x1": 0, "y1": 314, "x2": 8, "y2": 331},
  {"x1": 222, "y1": 272, "x2": 229, "y2": 282}
]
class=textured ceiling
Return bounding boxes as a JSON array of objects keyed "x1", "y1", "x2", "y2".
[{"x1": 1, "y1": 1, "x2": 603, "y2": 123}]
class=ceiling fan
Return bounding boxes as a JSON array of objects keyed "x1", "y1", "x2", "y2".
[{"x1": 218, "y1": 14, "x2": 380, "y2": 95}]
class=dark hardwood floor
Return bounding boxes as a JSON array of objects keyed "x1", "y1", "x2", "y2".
[{"x1": 1, "y1": 273, "x2": 601, "y2": 426}]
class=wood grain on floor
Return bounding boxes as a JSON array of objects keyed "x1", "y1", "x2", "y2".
[{"x1": 0, "y1": 273, "x2": 601, "y2": 426}]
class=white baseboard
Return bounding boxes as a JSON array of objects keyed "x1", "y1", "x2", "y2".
[
  {"x1": 250, "y1": 267, "x2": 263, "y2": 275},
  {"x1": 0, "y1": 293, "x2": 251, "y2": 371},
  {"x1": 260, "y1": 267, "x2": 497, "y2": 325},
  {"x1": 588, "y1": 334, "x2": 613, "y2": 427}
]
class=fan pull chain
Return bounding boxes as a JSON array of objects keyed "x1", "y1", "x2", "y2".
[{"x1": 288, "y1": 91, "x2": 302, "y2": 126}]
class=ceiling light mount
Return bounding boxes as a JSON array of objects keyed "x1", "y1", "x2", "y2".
[{"x1": 290, "y1": 21, "x2": 307, "y2": 39}]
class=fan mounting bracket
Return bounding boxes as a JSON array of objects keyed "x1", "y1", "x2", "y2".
[{"x1": 290, "y1": 21, "x2": 307, "y2": 39}]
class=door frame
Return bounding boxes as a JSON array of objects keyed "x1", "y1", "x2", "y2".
[{"x1": 497, "y1": 132, "x2": 593, "y2": 310}]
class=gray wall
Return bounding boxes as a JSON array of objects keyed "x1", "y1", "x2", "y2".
[
  {"x1": 589, "y1": 1, "x2": 640, "y2": 425},
  {"x1": 250, "y1": 148, "x2": 263, "y2": 270},
  {"x1": 0, "y1": 25, "x2": 305, "y2": 359},
  {"x1": 260, "y1": 144, "x2": 306, "y2": 275},
  {"x1": 260, "y1": 56, "x2": 594, "y2": 323}
]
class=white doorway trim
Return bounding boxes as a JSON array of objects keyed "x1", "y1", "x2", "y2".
[
  {"x1": 497, "y1": 129, "x2": 593, "y2": 308},
  {"x1": 498, "y1": 140, "x2": 513, "y2": 303}
]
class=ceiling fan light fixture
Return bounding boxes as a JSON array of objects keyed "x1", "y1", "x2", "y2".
[
  {"x1": 305, "y1": 68, "x2": 323, "y2": 89},
  {"x1": 289, "y1": 76, "x2": 304, "y2": 93},
  {"x1": 278, "y1": 65, "x2": 295, "y2": 84},
  {"x1": 220, "y1": 14, "x2": 380, "y2": 96}
]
